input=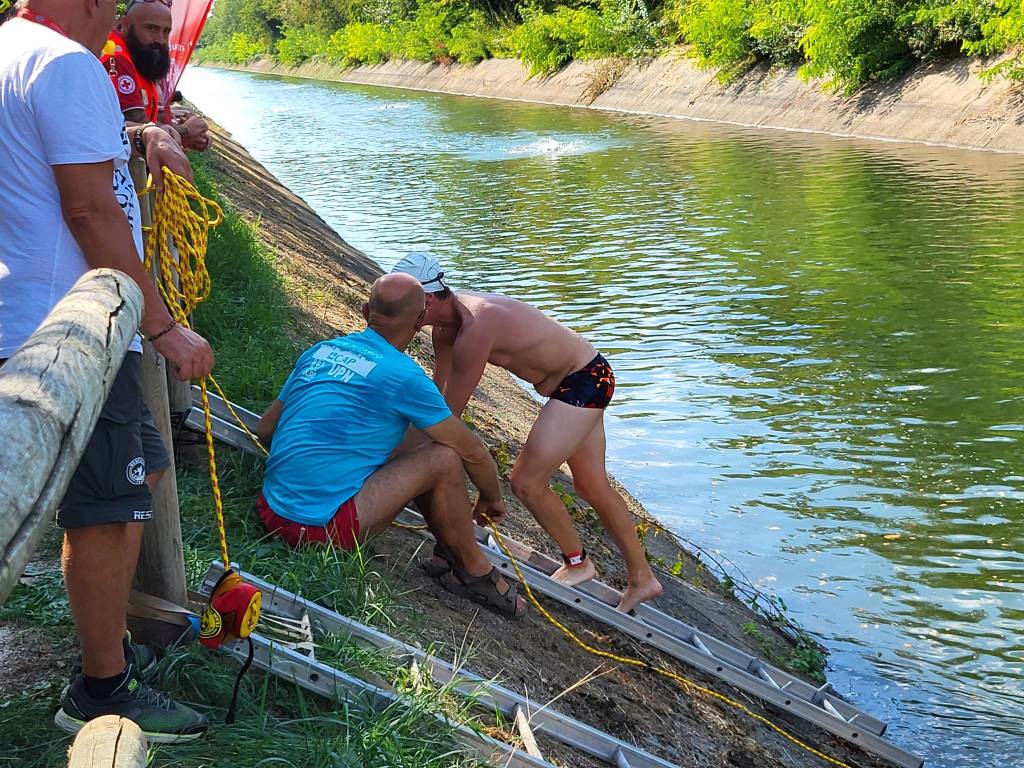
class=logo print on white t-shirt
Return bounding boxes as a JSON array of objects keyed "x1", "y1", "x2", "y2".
[
  {"x1": 117, "y1": 75, "x2": 136, "y2": 95},
  {"x1": 126, "y1": 456, "x2": 146, "y2": 485}
]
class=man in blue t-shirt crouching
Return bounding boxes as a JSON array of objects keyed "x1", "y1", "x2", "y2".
[{"x1": 255, "y1": 273, "x2": 526, "y2": 618}]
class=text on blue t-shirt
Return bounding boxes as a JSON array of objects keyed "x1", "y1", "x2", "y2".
[{"x1": 262, "y1": 329, "x2": 452, "y2": 526}]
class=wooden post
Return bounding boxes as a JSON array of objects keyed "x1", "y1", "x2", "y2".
[
  {"x1": 130, "y1": 159, "x2": 188, "y2": 611},
  {"x1": 0, "y1": 270, "x2": 142, "y2": 603},
  {"x1": 66, "y1": 716, "x2": 147, "y2": 768}
]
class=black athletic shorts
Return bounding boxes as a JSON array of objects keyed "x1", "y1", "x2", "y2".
[
  {"x1": 550, "y1": 353, "x2": 616, "y2": 410},
  {"x1": 54, "y1": 352, "x2": 171, "y2": 528}
]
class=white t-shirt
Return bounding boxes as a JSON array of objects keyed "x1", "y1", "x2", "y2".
[{"x1": 0, "y1": 17, "x2": 144, "y2": 358}]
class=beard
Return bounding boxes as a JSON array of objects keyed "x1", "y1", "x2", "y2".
[{"x1": 124, "y1": 26, "x2": 171, "y2": 83}]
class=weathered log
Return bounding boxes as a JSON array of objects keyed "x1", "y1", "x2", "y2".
[
  {"x1": 66, "y1": 716, "x2": 147, "y2": 768},
  {"x1": 0, "y1": 269, "x2": 142, "y2": 603}
]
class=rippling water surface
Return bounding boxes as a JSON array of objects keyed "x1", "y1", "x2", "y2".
[{"x1": 182, "y1": 66, "x2": 1024, "y2": 767}]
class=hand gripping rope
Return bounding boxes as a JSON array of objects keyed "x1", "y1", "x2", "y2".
[{"x1": 142, "y1": 167, "x2": 260, "y2": 721}]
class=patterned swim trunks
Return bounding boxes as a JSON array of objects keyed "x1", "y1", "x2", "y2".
[{"x1": 550, "y1": 353, "x2": 615, "y2": 409}]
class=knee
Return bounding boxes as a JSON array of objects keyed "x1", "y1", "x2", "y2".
[
  {"x1": 509, "y1": 464, "x2": 545, "y2": 504},
  {"x1": 570, "y1": 477, "x2": 603, "y2": 506},
  {"x1": 427, "y1": 444, "x2": 462, "y2": 478}
]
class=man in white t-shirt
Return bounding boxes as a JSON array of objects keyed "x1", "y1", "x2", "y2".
[{"x1": 0, "y1": 0, "x2": 214, "y2": 742}]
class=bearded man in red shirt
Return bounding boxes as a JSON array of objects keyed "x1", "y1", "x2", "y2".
[{"x1": 101, "y1": 0, "x2": 210, "y2": 151}]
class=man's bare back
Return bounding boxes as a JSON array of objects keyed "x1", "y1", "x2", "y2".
[{"x1": 433, "y1": 291, "x2": 597, "y2": 399}]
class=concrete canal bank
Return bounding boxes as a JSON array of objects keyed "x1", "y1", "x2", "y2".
[{"x1": 210, "y1": 51, "x2": 1024, "y2": 154}]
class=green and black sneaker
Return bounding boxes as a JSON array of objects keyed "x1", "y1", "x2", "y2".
[
  {"x1": 55, "y1": 666, "x2": 209, "y2": 744},
  {"x1": 70, "y1": 632, "x2": 159, "y2": 684}
]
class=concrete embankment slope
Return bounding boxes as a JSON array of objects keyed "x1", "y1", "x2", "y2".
[{"x1": 219, "y1": 51, "x2": 1024, "y2": 153}]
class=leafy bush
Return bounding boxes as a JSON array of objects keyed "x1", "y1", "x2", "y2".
[
  {"x1": 391, "y1": 0, "x2": 474, "y2": 61},
  {"x1": 509, "y1": 0, "x2": 656, "y2": 75},
  {"x1": 328, "y1": 21, "x2": 392, "y2": 64},
  {"x1": 799, "y1": 0, "x2": 913, "y2": 92},
  {"x1": 596, "y1": 0, "x2": 659, "y2": 57},
  {"x1": 199, "y1": 0, "x2": 1024, "y2": 90},
  {"x1": 448, "y1": 11, "x2": 499, "y2": 63},
  {"x1": 963, "y1": 0, "x2": 1024, "y2": 79},
  {"x1": 749, "y1": 0, "x2": 805, "y2": 64},
  {"x1": 276, "y1": 25, "x2": 332, "y2": 65},
  {"x1": 508, "y1": 7, "x2": 604, "y2": 74},
  {"x1": 909, "y1": 0, "x2": 996, "y2": 58},
  {"x1": 673, "y1": 0, "x2": 755, "y2": 78},
  {"x1": 196, "y1": 32, "x2": 268, "y2": 64}
]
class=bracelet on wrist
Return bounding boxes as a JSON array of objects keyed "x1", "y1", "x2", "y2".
[
  {"x1": 133, "y1": 122, "x2": 157, "y2": 154},
  {"x1": 146, "y1": 319, "x2": 177, "y2": 343}
]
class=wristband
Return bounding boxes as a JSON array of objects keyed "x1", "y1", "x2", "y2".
[
  {"x1": 146, "y1": 319, "x2": 177, "y2": 343},
  {"x1": 133, "y1": 122, "x2": 157, "y2": 154}
]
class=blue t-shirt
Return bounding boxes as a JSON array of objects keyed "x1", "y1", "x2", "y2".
[{"x1": 262, "y1": 329, "x2": 452, "y2": 526}]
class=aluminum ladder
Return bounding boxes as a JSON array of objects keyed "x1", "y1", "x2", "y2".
[{"x1": 201, "y1": 562, "x2": 680, "y2": 768}]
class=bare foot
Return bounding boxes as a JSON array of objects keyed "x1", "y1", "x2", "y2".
[
  {"x1": 616, "y1": 576, "x2": 663, "y2": 613},
  {"x1": 551, "y1": 558, "x2": 597, "y2": 587}
]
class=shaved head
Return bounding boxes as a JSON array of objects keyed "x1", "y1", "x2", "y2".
[
  {"x1": 124, "y1": 0, "x2": 172, "y2": 26},
  {"x1": 365, "y1": 274, "x2": 425, "y2": 345}
]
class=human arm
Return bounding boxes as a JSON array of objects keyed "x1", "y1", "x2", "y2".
[
  {"x1": 440, "y1": 323, "x2": 492, "y2": 418},
  {"x1": 431, "y1": 325, "x2": 455, "y2": 391},
  {"x1": 174, "y1": 114, "x2": 212, "y2": 152},
  {"x1": 256, "y1": 400, "x2": 284, "y2": 448},
  {"x1": 422, "y1": 415, "x2": 505, "y2": 522},
  {"x1": 122, "y1": 116, "x2": 193, "y2": 190},
  {"x1": 52, "y1": 161, "x2": 212, "y2": 379}
]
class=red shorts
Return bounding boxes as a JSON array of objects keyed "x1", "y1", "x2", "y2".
[{"x1": 256, "y1": 493, "x2": 360, "y2": 551}]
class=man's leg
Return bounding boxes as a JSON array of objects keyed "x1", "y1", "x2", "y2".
[
  {"x1": 56, "y1": 354, "x2": 206, "y2": 741},
  {"x1": 352, "y1": 443, "x2": 525, "y2": 614},
  {"x1": 354, "y1": 442, "x2": 489, "y2": 575},
  {"x1": 509, "y1": 400, "x2": 603, "y2": 586},
  {"x1": 387, "y1": 429, "x2": 445, "y2": 569},
  {"x1": 566, "y1": 419, "x2": 663, "y2": 613},
  {"x1": 122, "y1": 467, "x2": 163, "y2": 595},
  {"x1": 64, "y1": 524, "x2": 131, "y2": 678}
]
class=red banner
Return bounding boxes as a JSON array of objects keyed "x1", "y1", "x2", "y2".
[{"x1": 165, "y1": 0, "x2": 213, "y2": 96}]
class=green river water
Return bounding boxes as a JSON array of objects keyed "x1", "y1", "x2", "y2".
[{"x1": 182, "y1": 66, "x2": 1024, "y2": 767}]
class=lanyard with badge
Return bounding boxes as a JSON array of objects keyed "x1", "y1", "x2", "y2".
[{"x1": 14, "y1": 6, "x2": 70, "y2": 37}]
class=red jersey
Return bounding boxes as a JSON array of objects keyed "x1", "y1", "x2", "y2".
[{"x1": 100, "y1": 31, "x2": 171, "y2": 124}]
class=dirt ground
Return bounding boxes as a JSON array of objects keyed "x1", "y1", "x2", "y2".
[{"x1": 201, "y1": 130, "x2": 897, "y2": 768}]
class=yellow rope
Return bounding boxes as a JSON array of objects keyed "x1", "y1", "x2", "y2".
[
  {"x1": 207, "y1": 375, "x2": 269, "y2": 458},
  {"x1": 484, "y1": 521, "x2": 854, "y2": 768},
  {"x1": 143, "y1": 167, "x2": 235, "y2": 567}
]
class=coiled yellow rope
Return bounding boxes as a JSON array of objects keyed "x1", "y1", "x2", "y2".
[
  {"x1": 484, "y1": 520, "x2": 854, "y2": 768},
  {"x1": 143, "y1": 167, "x2": 236, "y2": 568}
]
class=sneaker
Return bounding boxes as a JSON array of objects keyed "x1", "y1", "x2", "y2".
[
  {"x1": 71, "y1": 632, "x2": 159, "y2": 684},
  {"x1": 55, "y1": 666, "x2": 208, "y2": 744},
  {"x1": 127, "y1": 635, "x2": 159, "y2": 683}
]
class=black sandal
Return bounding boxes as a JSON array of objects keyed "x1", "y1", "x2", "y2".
[
  {"x1": 439, "y1": 566, "x2": 527, "y2": 619},
  {"x1": 421, "y1": 542, "x2": 453, "y2": 577}
]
